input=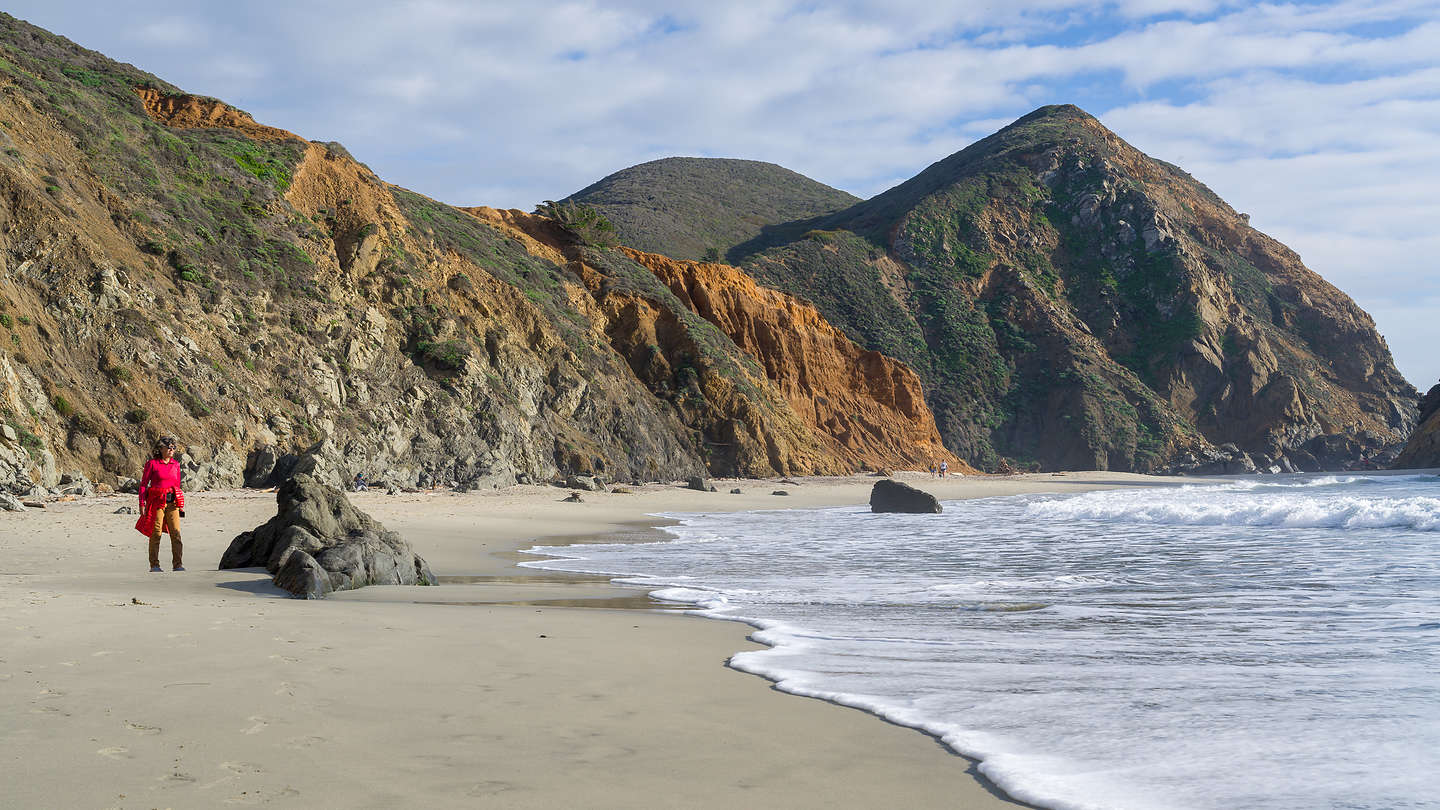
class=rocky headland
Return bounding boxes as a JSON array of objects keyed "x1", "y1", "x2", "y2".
[{"x1": 572, "y1": 107, "x2": 1419, "y2": 473}]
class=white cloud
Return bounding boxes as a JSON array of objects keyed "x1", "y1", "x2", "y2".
[{"x1": 128, "y1": 16, "x2": 207, "y2": 47}]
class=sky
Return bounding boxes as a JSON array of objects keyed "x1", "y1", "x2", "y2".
[{"x1": 8, "y1": 1, "x2": 1439, "y2": 388}]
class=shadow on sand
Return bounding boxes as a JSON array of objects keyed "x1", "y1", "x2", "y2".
[{"x1": 215, "y1": 568, "x2": 291, "y2": 598}]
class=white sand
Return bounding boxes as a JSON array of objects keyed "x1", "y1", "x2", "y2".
[{"x1": 1, "y1": 471, "x2": 1191, "y2": 808}]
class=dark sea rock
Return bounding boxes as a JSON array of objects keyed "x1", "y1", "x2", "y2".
[
  {"x1": 219, "y1": 474, "x2": 436, "y2": 599},
  {"x1": 870, "y1": 479, "x2": 942, "y2": 513},
  {"x1": 686, "y1": 476, "x2": 710, "y2": 491}
]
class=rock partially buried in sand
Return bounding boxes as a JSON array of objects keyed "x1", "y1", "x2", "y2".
[
  {"x1": 219, "y1": 474, "x2": 437, "y2": 599},
  {"x1": 870, "y1": 479, "x2": 942, "y2": 514}
]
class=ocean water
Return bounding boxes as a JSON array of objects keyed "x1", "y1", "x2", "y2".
[{"x1": 522, "y1": 474, "x2": 1440, "y2": 810}]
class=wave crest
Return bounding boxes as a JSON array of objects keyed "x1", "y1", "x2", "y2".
[{"x1": 1026, "y1": 491, "x2": 1440, "y2": 530}]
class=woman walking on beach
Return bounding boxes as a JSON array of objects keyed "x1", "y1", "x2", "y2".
[{"x1": 135, "y1": 436, "x2": 186, "y2": 572}]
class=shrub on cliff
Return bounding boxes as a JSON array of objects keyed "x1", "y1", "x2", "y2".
[{"x1": 534, "y1": 200, "x2": 619, "y2": 248}]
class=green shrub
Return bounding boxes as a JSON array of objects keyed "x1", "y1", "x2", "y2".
[
  {"x1": 124, "y1": 408, "x2": 148, "y2": 424},
  {"x1": 52, "y1": 394, "x2": 73, "y2": 418},
  {"x1": 0, "y1": 313, "x2": 11, "y2": 328},
  {"x1": 533, "y1": 200, "x2": 618, "y2": 247},
  {"x1": 415, "y1": 339, "x2": 470, "y2": 373}
]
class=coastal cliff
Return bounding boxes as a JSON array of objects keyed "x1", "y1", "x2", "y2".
[
  {"x1": 1394, "y1": 384, "x2": 1440, "y2": 469},
  {"x1": 463, "y1": 207, "x2": 963, "y2": 476},
  {"x1": 573, "y1": 106, "x2": 1418, "y2": 472},
  {"x1": 0, "y1": 14, "x2": 955, "y2": 493}
]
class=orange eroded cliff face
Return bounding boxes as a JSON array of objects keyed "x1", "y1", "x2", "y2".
[
  {"x1": 619, "y1": 248, "x2": 966, "y2": 473},
  {"x1": 134, "y1": 87, "x2": 300, "y2": 141},
  {"x1": 465, "y1": 207, "x2": 966, "y2": 475}
]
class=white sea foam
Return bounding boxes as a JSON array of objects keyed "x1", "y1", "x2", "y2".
[
  {"x1": 1026, "y1": 487, "x2": 1440, "y2": 530},
  {"x1": 523, "y1": 474, "x2": 1440, "y2": 809}
]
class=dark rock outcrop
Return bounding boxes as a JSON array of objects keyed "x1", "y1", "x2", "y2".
[
  {"x1": 219, "y1": 474, "x2": 436, "y2": 598},
  {"x1": 869, "y1": 479, "x2": 942, "y2": 513},
  {"x1": 1395, "y1": 383, "x2": 1440, "y2": 469}
]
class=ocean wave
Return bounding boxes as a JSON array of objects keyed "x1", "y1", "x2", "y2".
[{"x1": 1026, "y1": 491, "x2": 1440, "y2": 530}]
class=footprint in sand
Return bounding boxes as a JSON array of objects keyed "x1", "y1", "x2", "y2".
[
  {"x1": 267, "y1": 654, "x2": 299, "y2": 664},
  {"x1": 37, "y1": 687, "x2": 65, "y2": 699},
  {"x1": 159, "y1": 772, "x2": 197, "y2": 787},
  {"x1": 91, "y1": 650, "x2": 115, "y2": 657},
  {"x1": 284, "y1": 735, "x2": 328, "y2": 750},
  {"x1": 221, "y1": 761, "x2": 263, "y2": 774},
  {"x1": 125, "y1": 721, "x2": 161, "y2": 735},
  {"x1": 273, "y1": 682, "x2": 294, "y2": 697},
  {"x1": 241, "y1": 716, "x2": 269, "y2": 735},
  {"x1": 97, "y1": 747, "x2": 132, "y2": 759},
  {"x1": 466, "y1": 781, "x2": 516, "y2": 797}
]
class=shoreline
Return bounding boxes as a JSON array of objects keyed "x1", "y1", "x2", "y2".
[{"x1": 2, "y1": 471, "x2": 1197, "y2": 808}]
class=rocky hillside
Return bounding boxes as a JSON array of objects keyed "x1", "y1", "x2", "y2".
[
  {"x1": 577, "y1": 106, "x2": 1418, "y2": 472},
  {"x1": 564, "y1": 157, "x2": 859, "y2": 263},
  {"x1": 464, "y1": 207, "x2": 961, "y2": 476},
  {"x1": 1394, "y1": 383, "x2": 1440, "y2": 469},
  {"x1": 0, "y1": 14, "x2": 953, "y2": 496}
]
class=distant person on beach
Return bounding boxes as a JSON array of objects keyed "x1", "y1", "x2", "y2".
[
  {"x1": 940, "y1": 460, "x2": 949, "y2": 478},
  {"x1": 135, "y1": 436, "x2": 185, "y2": 572},
  {"x1": 353, "y1": 472, "x2": 367, "y2": 492},
  {"x1": 929, "y1": 461, "x2": 937, "y2": 477}
]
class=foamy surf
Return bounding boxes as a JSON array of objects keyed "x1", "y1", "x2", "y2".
[{"x1": 523, "y1": 474, "x2": 1440, "y2": 809}]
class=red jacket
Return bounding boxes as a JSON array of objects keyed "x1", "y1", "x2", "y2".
[{"x1": 134, "y1": 458, "x2": 185, "y2": 536}]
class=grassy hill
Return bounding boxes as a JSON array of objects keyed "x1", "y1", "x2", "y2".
[{"x1": 563, "y1": 157, "x2": 858, "y2": 262}]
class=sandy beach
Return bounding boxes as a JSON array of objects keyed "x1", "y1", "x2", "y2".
[{"x1": 1, "y1": 471, "x2": 1190, "y2": 809}]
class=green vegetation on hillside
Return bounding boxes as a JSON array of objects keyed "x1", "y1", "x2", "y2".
[{"x1": 564, "y1": 157, "x2": 860, "y2": 262}]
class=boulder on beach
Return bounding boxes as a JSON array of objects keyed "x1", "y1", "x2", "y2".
[
  {"x1": 869, "y1": 479, "x2": 942, "y2": 513},
  {"x1": 219, "y1": 474, "x2": 437, "y2": 599}
]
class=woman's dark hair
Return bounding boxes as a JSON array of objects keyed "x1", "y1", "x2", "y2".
[{"x1": 151, "y1": 436, "x2": 177, "y2": 459}]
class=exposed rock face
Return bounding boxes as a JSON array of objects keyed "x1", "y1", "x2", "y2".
[
  {"x1": 0, "y1": 15, "x2": 717, "y2": 489},
  {"x1": 219, "y1": 474, "x2": 436, "y2": 598},
  {"x1": 620, "y1": 248, "x2": 965, "y2": 474},
  {"x1": 1394, "y1": 383, "x2": 1440, "y2": 469},
  {"x1": 132, "y1": 87, "x2": 299, "y2": 142},
  {"x1": 869, "y1": 479, "x2": 942, "y2": 513},
  {"x1": 596, "y1": 106, "x2": 1416, "y2": 472},
  {"x1": 465, "y1": 208, "x2": 968, "y2": 476}
]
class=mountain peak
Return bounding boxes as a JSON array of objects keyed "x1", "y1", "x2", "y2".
[
  {"x1": 564, "y1": 156, "x2": 858, "y2": 262},
  {"x1": 1011, "y1": 103, "x2": 1097, "y2": 126}
]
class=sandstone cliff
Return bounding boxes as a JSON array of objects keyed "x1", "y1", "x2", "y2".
[{"x1": 463, "y1": 208, "x2": 963, "y2": 476}]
